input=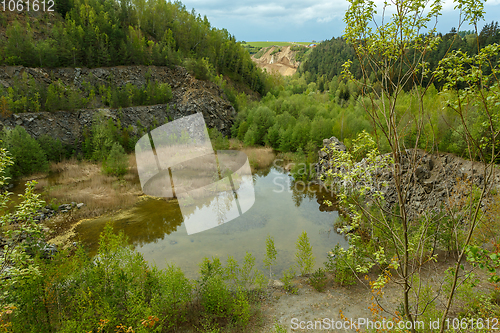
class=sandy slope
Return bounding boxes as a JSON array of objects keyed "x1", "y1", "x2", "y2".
[{"x1": 251, "y1": 46, "x2": 300, "y2": 76}]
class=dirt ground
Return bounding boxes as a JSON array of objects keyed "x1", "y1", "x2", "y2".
[
  {"x1": 256, "y1": 257, "x2": 497, "y2": 333},
  {"x1": 258, "y1": 275, "x2": 376, "y2": 333}
]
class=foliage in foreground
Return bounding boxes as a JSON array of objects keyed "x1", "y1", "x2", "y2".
[
  {"x1": 0, "y1": 205, "x2": 324, "y2": 332},
  {"x1": 0, "y1": 145, "x2": 45, "y2": 290},
  {"x1": 2, "y1": 224, "x2": 268, "y2": 332}
]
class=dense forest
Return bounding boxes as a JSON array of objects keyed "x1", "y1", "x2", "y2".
[
  {"x1": 229, "y1": 22, "x2": 500, "y2": 184},
  {"x1": 299, "y1": 22, "x2": 500, "y2": 89},
  {"x1": 0, "y1": 0, "x2": 268, "y2": 94}
]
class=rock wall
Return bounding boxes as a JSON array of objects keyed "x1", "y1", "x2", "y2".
[
  {"x1": 317, "y1": 137, "x2": 500, "y2": 220},
  {"x1": 0, "y1": 66, "x2": 235, "y2": 144}
]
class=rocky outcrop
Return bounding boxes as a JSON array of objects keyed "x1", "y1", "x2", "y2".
[
  {"x1": 317, "y1": 137, "x2": 500, "y2": 220},
  {"x1": 0, "y1": 66, "x2": 235, "y2": 144}
]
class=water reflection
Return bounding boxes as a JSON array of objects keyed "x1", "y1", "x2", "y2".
[
  {"x1": 135, "y1": 113, "x2": 256, "y2": 235},
  {"x1": 75, "y1": 198, "x2": 184, "y2": 249},
  {"x1": 291, "y1": 182, "x2": 337, "y2": 212},
  {"x1": 175, "y1": 150, "x2": 255, "y2": 235},
  {"x1": 75, "y1": 166, "x2": 347, "y2": 277}
]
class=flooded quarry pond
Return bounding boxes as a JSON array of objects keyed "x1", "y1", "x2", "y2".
[{"x1": 74, "y1": 166, "x2": 348, "y2": 278}]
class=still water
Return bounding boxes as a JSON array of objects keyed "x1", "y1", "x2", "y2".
[{"x1": 75, "y1": 167, "x2": 348, "y2": 278}]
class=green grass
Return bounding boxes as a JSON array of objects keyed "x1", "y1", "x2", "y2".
[{"x1": 247, "y1": 41, "x2": 311, "y2": 47}]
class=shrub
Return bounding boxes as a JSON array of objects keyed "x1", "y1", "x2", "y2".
[
  {"x1": 5, "y1": 222, "x2": 263, "y2": 332},
  {"x1": 81, "y1": 125, "x2": 93, "y2": 160},
  {"x1": 91, "y1": 113, "x2": 119, "y2": 161},
  {"x1": 243, "y1": 127, "x2": 256, "y2": 146},
  {"x1": 100, "y1": 82, "x2": 173, "y2": 108},
  {"x1": 37, "y1": 134, "x2": 65, "y2": 162},
  {"x1": 295, "y1": 231, "x2": 315, "y2": 276},
  {"x1": 208, "y1": 128, "x2": 230, "y2": 150},
  {"x1": 281, "y1": 266, "x2": 297, "y2": 294},
  {"x1": 0, "y1": 145, "x2": 45, "y2": 295},
  {"x1": 237, "y1": 121, "x2": 249, "y2": 141},
  {"x1": 238, "y1": 252, "x2": 266, "y2": 291},
  {"x1": 223, "y1": 86, "x2": 239, "y2": 111},
  {"x1": 198, "y1": 255, "x2": 259, "y2": 327},
  {"x1": 2, "y1": 126, "x2": 48, "y2": 178},
  {"x1": 2, "y1": 73, "x2": 43, "y2": 113},
  {"x1": 45, "y1": 81, "x2": 66, "y2": 112},
  {"x1": 103, "y1": 142, "x2": 128, "y2": 176},
  {"x1": 199, "y1": 271, "x2": 232, "y2": 319},
  {"x1": 325, "y1": 244, "x2": 357, "y2": 286},
  {"x1": 151, "y1": 264, "x2": 193, "y2": 328},
  {"x1": 263, "y1": 234, "x2": 278, "y2": 279},
  {"x1": 184, "y1": 57, "x2": 212, "y2": 80},
  {"x1": 231, "y1": 288, "x2": 251, "y2": 326},
  {"x1": 223, "y1": 253, "x2": 266, "y2": 292},
  {"x1": 309, "y1": 268, "x2": 328, "y2": 292}
]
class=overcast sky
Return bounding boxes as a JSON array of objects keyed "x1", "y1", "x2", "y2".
[{"x1": 180, "y1": 0, "x2": 500, "y2": 42}]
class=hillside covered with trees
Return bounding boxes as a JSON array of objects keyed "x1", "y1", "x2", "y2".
[
  {"x1": 0, "y1": 0, "x2": 268, "y2": 94},
  {"x1": 299, "y1": 22, "x2": 500, "y2": 90}
]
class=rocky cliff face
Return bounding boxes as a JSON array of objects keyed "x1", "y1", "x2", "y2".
[
  {"x1": 0, "y1": 66, "x2": 235, "y2": 144},
  {"x1": 317, "y1": 137, "x2": 500, "y2": 220}
]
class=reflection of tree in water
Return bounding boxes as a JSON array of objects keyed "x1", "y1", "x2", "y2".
[
  {"x1": 77, "y1": 198, "x2": 185, "y2": 254},
  {"x1": 290, "y1": 181, "x2": 338, "y2": 212},
  {"x1": 217, "y1": 211, "x2": 268, "y2": 235},
  {"x1": 127, "y1": 171, "x2": 338, "y2": 246},
  {"x1": 204, "y1": 168, "x2": 236, "y2": 225},
  {"x1": 121, "y1": 199, "x2": 184, "y2": 248},
  {"x1": 213, "y1": 188, "x2": 235, "y2": 226},
  {"x1": 83, "y1": 168, "x2": 340, "y2": 251},
  {"x1": 252, "y1": 167, "x2": 272, "y2": 178},
  {"x1": 291, "y1": 182, "x2": 313, "y2": 207},
  {"x1": 315, "y1": 188, "x2": 338, "y2": 212}
]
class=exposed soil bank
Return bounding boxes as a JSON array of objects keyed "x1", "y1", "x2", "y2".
[{"x1": 252, "y1": 46, "x2": 300, "y2": 76}]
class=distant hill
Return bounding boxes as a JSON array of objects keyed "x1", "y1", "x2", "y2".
[{"x1": 299, "y1": 23, "x2": 500, "y2": 88}]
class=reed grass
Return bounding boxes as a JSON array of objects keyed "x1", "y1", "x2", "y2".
[
  {"x1": 241, "y1": 147, "x2": 276, "y2": 170},
  {"x1": 42, "y1": 155, "x2": 141, "y2": 224}
]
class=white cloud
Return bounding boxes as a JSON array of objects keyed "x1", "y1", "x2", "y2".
[
  {"x1": 185, "y1": 0, "x2": 348, "y2": 23},
  {"x1": 181, "y1": 0, "x2": 500, "y2": 41}
]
